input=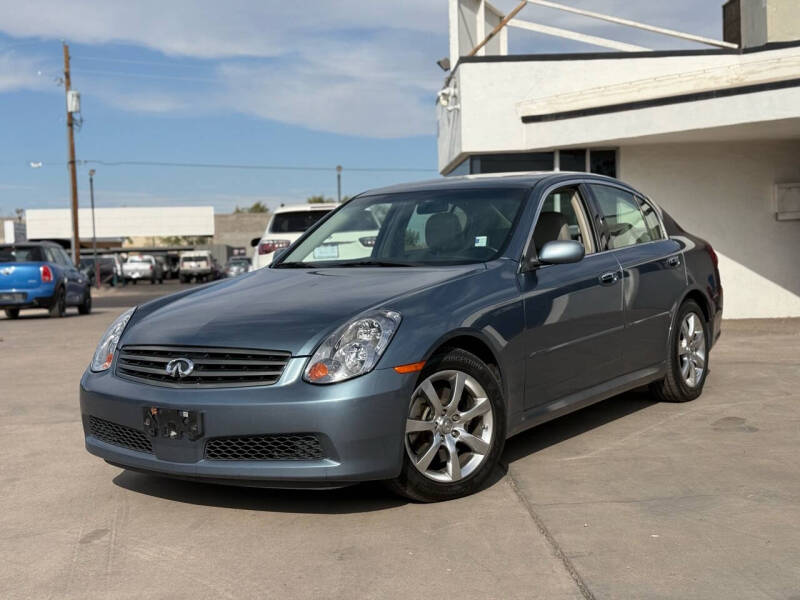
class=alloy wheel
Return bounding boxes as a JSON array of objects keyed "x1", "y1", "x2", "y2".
[
  {"x1": 405, "y1": 370, "x2": 494, "y2": 483},
  {"x1": 678, "y1": 312, "x2": 706, "y2": 388}
]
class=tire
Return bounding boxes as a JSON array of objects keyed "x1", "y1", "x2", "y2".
[
  {"x1": 386, "y1": 348, "x2": 506, "y2": 502},
  {"x1": 650, "y1": 300, "x2": 709, "y2": 403},
  {"x1": 78, "y1": 290, "x2": 92, "y2": 315},
  {"x1": 48, "y1": 287, "x2": 66, "y2": 318},
  {"x1": 4, "y1": 308, "x2": 20, "y2": 319},
  {"x1": 132, "y1": 279, "x2": 138, "y2": 286}
]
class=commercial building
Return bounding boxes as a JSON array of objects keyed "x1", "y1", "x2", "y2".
[{"x1": 438, "y1": 0, "x2": 800, "y2": 318}]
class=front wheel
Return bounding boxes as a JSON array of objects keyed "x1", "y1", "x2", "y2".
[
  {"x1": 650, "y1": 300, "x2": 709, "y2": 402},
  {"x1": 78, "y1": 290, "x2": 92, "y2": 315},
  {"x1": 386, "y1": 348, "x2": 506, "y2": 502},
  {"x1": 4, "y1": 308, "x2": 20, "y2": 319}
]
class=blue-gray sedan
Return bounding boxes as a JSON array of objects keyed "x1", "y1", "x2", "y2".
[{"x1": 81, "y1": 173, "x2": 723, "y2": 501}]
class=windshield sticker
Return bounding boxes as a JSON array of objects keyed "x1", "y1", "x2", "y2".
[{"x1": 474, "y1": 236, "x2": 487, "y2": 248}]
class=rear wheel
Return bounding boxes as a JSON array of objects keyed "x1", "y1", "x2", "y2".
[
  {"x1": 78, "y1": 290, "x2": 92, "y2": 315},
  {"x1": 48, "y1": 287, "x2": 66, "y2": 318},
  {"x1": 386, "y1": 348, "x2": 506, "y2": 502},
  {"x1": 4, "y1": 308, "x2": 20, "y2": 319},
  {"x1": 650, "y1": 300, "x2": 709, "y2": 402}
]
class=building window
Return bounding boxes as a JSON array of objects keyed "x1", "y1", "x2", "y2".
[
  {"x1": 559, "y1": 149, "x2": 587, "y2": 172},
  {"x1": 447, "y1": 149, "x2": 616, "y2": 177},
  {"x1": 589, "y1": 150, "x2": 617, "y2": 177},
  {"x1": 472, "y1": 152, "x2": 554, "y2": 174}
]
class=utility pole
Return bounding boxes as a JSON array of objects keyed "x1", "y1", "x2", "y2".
[
  {"x1": 89, "y1": 169, "x2": 99, "y2": 287},
  {"x1": 336, "y1": 165, "x2": 342, "y2": 203},
  {"x1": 63, "y1": 42, "x2": 80, "y2": 265}
]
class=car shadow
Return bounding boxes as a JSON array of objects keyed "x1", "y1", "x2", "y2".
[
  {"x1": 112, "y1": 390, "x2": 656, "y2": 513},
  {"x1": 112, "y1": 470, "x2": 409, "y2": 513}
]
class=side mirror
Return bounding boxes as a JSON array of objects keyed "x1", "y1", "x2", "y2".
[
  {"x1": 270, "y1": 248, "x2": 289, "y2": 266},
  {"x1": 250, "y1": 237, "x2": 261, "y2": 248},
  {"x1": 536, "y1": 240, "x2": 585, "y2": 266}
]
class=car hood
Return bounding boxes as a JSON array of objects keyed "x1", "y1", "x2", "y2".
[{"x1": 122, "y1": 265, "x2": 482, "y2": 356}]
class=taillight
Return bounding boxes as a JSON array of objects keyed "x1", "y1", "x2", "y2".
[
  {"x1": 359, "y1": 236, "x2": 377, "y2": 247},
  {"x1": 40, "y1": 265, "x2": 53, "y2": 283},
  {"x1": 258, "y1": 239, "x2": 290, "y2": 255}
]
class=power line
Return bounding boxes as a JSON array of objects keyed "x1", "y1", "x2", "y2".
[{"x1": 78, "y1": 160, "x2": 437, "y2": 173}]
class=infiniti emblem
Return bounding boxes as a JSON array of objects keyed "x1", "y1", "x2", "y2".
[{"x1": 165, "y1": 358, "x2": 194, "y2": 379}]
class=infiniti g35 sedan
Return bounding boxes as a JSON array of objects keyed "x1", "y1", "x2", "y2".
[{"x1": 80, "y1": 173, "x2": 722, "y2": 502}]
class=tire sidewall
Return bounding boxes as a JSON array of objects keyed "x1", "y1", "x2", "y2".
[
  {"x1": 395, "y1": 348, "x2": 506, "y2": 502},
  {"x1": 669, "y1": 301, "x2": 709, "y2": 398}
]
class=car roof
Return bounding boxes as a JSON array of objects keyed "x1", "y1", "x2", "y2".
[
  {"x1": 357, "y1": 171, "x2": 633, "y2": 196},
  {"x1": 273, "y1": 203, "x2": 339, "y2": 214}
]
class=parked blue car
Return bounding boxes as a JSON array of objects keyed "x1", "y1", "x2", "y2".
[
  {"x1": 0, "y1": 241, "x2": 92, "y2": 319},
  {"x1": 81, "y1": 173, "x2": 722, "y2": 501}
]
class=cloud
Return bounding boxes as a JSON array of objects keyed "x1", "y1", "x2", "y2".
[
  {"x1": 0, "y1": 0, "x2": 723, "y2": 137},
  {"x1": 0, "y1": 52, "x2": 49, "y2": 92}
]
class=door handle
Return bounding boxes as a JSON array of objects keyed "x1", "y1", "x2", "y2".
[
  {"x1": 666, "y1": 256, "x2": 681, "y2": 268},
  {"x1": 599, "y1": 271, "x2": 619, "y2": 285}
]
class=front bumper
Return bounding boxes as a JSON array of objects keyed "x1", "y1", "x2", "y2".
[{"x1": 80, "y1": 358, "x2": 414, "y2": 487}]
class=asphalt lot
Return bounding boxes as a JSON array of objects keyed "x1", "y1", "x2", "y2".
[{"x1": 2, "y1": 280, "x2": 799, "y2": 599}]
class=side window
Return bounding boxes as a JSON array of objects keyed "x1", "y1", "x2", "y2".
[
  {"x1": 44, "y1": 248, "x2": 61, "y2": 264},
  {"x1": 56, "y1": 248, "x2": 74, "y2": 267},
  {"x1": 589, "y1": 185, "x2": 653, "y2": 250},
  {"x1": 637, "y1": 197, "x2": 665, "y2": 241},
  {"x1": 533, "y1": 188, "x2": 595, "y2": 254}
]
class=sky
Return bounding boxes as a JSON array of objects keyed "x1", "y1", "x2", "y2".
[{"x1": 0, "y1": 0, "x2": 724, "y2": 216}]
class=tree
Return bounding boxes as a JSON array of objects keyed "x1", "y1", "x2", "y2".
[
  {"x1": 307, "y1": 195, "x2": 333, "y2": 204},
  {"x1": 234, "y1": 201, "x2": 269, "y2": 213}
]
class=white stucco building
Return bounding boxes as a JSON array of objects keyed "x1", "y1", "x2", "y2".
[{"x1": 438, "y1": 0, "x2": 800, "y2": 318}]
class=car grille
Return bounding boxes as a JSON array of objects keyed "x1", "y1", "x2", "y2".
[
  {"x1": 88, "y1": 416, "x2": 153, "y2": 454},
  {"x1": 205, "y1": 434, "x2": 325, "y2": 461},
  {"x1": 115, "y1": 345, "x2": 291, "y2": 388}
]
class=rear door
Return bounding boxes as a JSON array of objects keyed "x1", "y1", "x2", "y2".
[
  {"x1": 519, "y1": 184, "x2": 625, "y2": 409},
  {"x1": 586, "y1": 184, "x2": 686, "y2": 373}
]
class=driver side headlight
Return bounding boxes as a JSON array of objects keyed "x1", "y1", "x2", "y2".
[
  {"x1": 90, "y1": 307, "x2": 135, "y2": 372},
  {"x1": 304, "y1": 310, "x2": 401, "y2": 384}
]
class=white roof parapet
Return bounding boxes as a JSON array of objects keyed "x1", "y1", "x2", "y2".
[{"x1": 517, "y1": 52, "x2": 800, "y2": 119}]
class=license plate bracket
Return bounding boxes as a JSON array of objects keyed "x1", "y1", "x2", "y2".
[{"x1": 143, "y1": 407, "x2": 203, "y2": 441}]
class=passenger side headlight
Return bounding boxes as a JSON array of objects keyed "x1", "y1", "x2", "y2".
[
  {"x1": 91, "y1": 307, "x2": 135, "y2": 372},
  {"x1": 304, "y1": 310, "x2": 401, "y2": 384}
]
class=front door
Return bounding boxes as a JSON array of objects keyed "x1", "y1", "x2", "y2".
[{"x1": 519, "y1": 185, "x2": 625, "y2": 409}]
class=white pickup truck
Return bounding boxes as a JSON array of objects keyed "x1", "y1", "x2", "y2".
[
  {"x1": 122, "y1": 255, "x2": 164, "y2": 285},
  {"x1": 179, "y1": 251, "x2": 214, "y2": 283}
]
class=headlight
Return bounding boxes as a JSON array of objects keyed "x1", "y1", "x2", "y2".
[
  {"x1": 90, "y1": 307, "x2": 135, "y2": 372},
  {"x1": 304, "y1": 310, "x2": 401, "y2": 384}
]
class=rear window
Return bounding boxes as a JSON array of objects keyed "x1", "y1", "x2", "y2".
[
  {"x1": 181, "y1": 256, "x2": 208, "y2": 265},
  {"x1": 0, "y1": 246, "x2": 45, "y2": 262},
  {"x1": 127, "y1": 256, "x2": 150, "y2": 263},
  {"x1": 270, "y1": 211, "x2": 329, "y2": 233}
]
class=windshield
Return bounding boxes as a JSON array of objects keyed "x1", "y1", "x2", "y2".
[
  {"x1": 0, "y1": 246, "x2": 45, "y2": 262},
  {"x1": 270, "y1": 210, "x2": 330, "y2": 234},
  {"x1": 277, "y1": 188, "x2": 527, "y2": 267}
]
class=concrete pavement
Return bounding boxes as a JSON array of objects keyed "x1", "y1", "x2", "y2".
[{"x1": 1, "y1": 284, "x2": 798, "y2": 599}]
